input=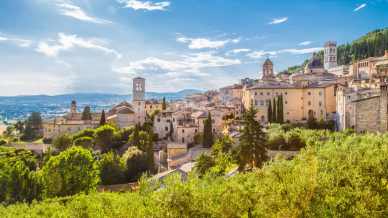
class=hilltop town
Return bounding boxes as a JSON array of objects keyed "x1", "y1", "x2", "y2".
[
  {"x1": 9, "y1": 40, "x2": 377, "y2": 172},
  {"x1": 1, "y1": 34, "x2": 388, "y2": 217}
]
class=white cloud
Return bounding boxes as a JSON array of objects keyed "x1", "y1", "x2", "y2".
[
  {"x1": 56, "y1": 0, "x2": 112, "y2": 24},
  {"x1": 280, "y1": 47, "x2": 323, "y2": 54},
  {"x1": 177, "y1": 35, "x2": 240, "y2": 49},
  {"x1": 115, "y1": 52, "x2": 241, "y2": 77},
  {"x1": 268, "y1": 17, "x2": 288, "y2": 25},
  {"x1": 246, "y1": 50, "x2": 277, "y2": 59},
  {"x1": 117, "y1": 0, "x2": 170, "y2": 11},
  {"x1": 354, "y1": 3, "x2": 367, "y2": 12},
  {"x1": 247, "y1": 47, "x2": 323, "y2": 59},
  {"x1": 298, "y1": 41, "x2": 312, "y2": 46},
  {"x1": 229, "y1": 48, "x2": 251, "y2": 54},
  {"x1": 0, "y1": 34, "x2": 32, "y2": 48},
  {"x1": 36, "y1": 33, "x2": 122, "y2": 58}
]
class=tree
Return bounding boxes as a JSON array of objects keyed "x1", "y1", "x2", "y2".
[
  {"x1": 100, "y1": 110, "x2": 106, "y2": 126},
  {"x1": 277, "y1": 95, "x2": 284, "y2": 124},
  {"x1": 14, "y1": 121, "x2": 25, "y2": 134},
  {"x1": 52, "y1": 134, "x2": 73, "y2": 151},
  {"x1": 73, "y1": 136, "x2": 93, "y2": 149},
  {"x1": 98, "y1": 151, "x2": 126, "y2": 185},
  {"x1": 237, "y1": 106, "x2": 267, "y2": 170},
  {"x1": 21, "y1": 112, "x2": 43, "y2": 141},
  {"x1": 212, "y1": 135, "x2": 233, "y2": 156},
  {"x1": 0, "y1": 147, "x2": 41, "y2": 204},
  {"x1": 162, "y1": 97, "x2": 167, "y2": 110},
  {"x1": 122, "y1": 147, "x2": 149, "y2": 181},
  {"x1": 272, "y1": 98, "x2": 277, "y2": 123},
  {"x1": 136, "y1": 131, "x2": 155, "y2": 173},
  {"x1": 94, "y1": 125, "x2": 115, "y2": 151},
  {"x1": 129, "y1": 124, "x2": 140, "y2": 147},
  {"x1": 81, "y1": 106, "x2": 92, "y2": 120},
  {"x1": 41, "y1": 146, "x2": 99, "y2": 198},
  {"x1": 203, "y1": 112, "x2": 214, "y2": 148},
  {"x1": 195, "y1": 154, "x2": 215, "y2": 177},
  {"x1": 72, "y1": 128, "x2": 95, "y2": 141},
  {"x1": 267, "y1": 100, "x2": 272, "y2": 123}
]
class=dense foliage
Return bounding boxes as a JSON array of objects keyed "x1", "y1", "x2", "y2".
[
  {"x1": 202, "y1": 112, "x2": 214, "y2": 148},
  {"x1": 1, "y1": 129, "x2": 387, "y2": 217}
]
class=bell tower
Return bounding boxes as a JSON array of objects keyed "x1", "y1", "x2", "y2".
[
  {"x1": 324, "y1": 41, "x2": 337, "y2": 70},
  {"x1": 132, "y1": 77, "x2": 146, "y2": 124},
  {"x1": 133, "y1": 77, "x2": 145, "y2": 101},
  {"x1": 262, "y1": 58, "x2": 275, "y2": 80}
]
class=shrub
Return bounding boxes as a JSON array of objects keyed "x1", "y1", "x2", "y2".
[{"x1": 52, "y1": 134, "x2": 73, "y2": 151}]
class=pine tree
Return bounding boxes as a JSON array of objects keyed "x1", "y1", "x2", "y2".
[
  {"x1": 237, "y1": 106, "x2": 267, "y2": 170},
  {"x1": 99, "y1": 110, "x2": 106, "y2": 126},
  {"x1": 272, "y1": 98, "x2": 277, "y2": 123},
  {"x1": 267, "y1": 100, "x2": 272, "y2": 123},
  {"x1": 203, "y1": 112, "x2": 214, "y2": 148}
]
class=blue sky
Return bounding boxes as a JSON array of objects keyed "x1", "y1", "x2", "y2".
[{"x1": 0, "y1": 0, "x2": 387, "y2": 96}]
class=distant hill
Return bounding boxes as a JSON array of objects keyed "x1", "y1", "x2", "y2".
[
  {"x1": 280, "y1": 28, "x2": 388, "y2": 74},
  {"x1": 0, "y1": 89, "x2": 202, "y2": 121}
]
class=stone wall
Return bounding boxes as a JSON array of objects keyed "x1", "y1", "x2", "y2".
[{"x1": 355, "y1": 96, "x2": 381, "y2": 132}]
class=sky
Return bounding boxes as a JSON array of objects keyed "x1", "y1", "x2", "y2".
[{"x1": 0, "y1": 0, "x2": 387, "y2": 96}]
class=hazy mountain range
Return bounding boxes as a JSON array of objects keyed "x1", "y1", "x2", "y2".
[{"x1": 0, "y1": 89, "x2": 202, "y2": 121}]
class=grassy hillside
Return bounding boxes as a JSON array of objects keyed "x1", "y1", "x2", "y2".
[
  {"x1": 280, "y1": 28, "x2": 388, "y2": 74},
  {"x1": 1, "y1": 129, "x2": 387, "y2": 218}
]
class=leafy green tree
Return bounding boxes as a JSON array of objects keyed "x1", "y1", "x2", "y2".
[
  {"x1": 195, "y1": 154, "x2": 215, "y2": 177},
  {"x1": 136, "y1": 131, "x2": 155, "y2": 173},
  {"x1": 72, "y1": 128, "x2": 95, "y2": 141},
  {"x1": 0, "y1": 147, "x2": 41, "y2": 204},
  {"x1": 73, "y1": 136, "x2": 93, "y2": 149},
  {"x1": 202, "y1": 112, "x2": 214, "y2": 148},
  {"x1": 128, "y1": 124, "x2": 140, "y2": 147},
  {"x1": 98, "y1": 151, "x2": 126, "y2": 185},
  {"x1": 94, "y1": 125, "x2": 115, "y2": 151},
  {"x1": 268, "y1": 100, "x2": 272, "y2": 123},
  {"x1": 212, "y1": 135, "x2": 233, "y2": 156},
  {"x1": 21, "y1": 112, "x2": 43, "y2": 141},
  {"x1": 122, "y1": 147, "x2": 149, "y2": 181},
  {"x1": 52, "y1": 134, "x2": 73, "y2": 151},
  {"x1": 237, "y1": 106, "x2": 267, "y2": 170},
  {"x1": 41, "y1": 146, "x2": 99, "y2": 198},
  {"x1": 99, "y1": 110, "x2": 106, "y2": 126},
  {"x1": 81, "y1": 106, "x2": 92, "y2": 120}
]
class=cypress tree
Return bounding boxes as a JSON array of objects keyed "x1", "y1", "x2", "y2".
[
  {"x1": 277, "y1": 95, "x2": 284, "y2": 124},
  {"x1": 203, "y1": 112, "x2": 214, "y2": 148},
  {"x1": 267, "y1": 100, "x2": 272, "y2": 123},
  {"x1": 272, "y1": 98, "x2": 277, "y2": 123},
  {"x1": 162, "y1": 97, "x2": 167, "y2": 110},
  {"x1": 100, "y1": 110, "x2": 106, "y2": 126}
]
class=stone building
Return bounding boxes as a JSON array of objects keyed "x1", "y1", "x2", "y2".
[
  {"x1": 351, "y1": 50, "x2": 388, "y2": 80},
  {"x1": 43, "y1": 101, "x2": 101, "y2": 139},
  {"x1": 336, "y1": 83, "x2": 388, "y2": 132},
  {"x1": 242, "y1": 55, "x2": 337, "y2": 124}
]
